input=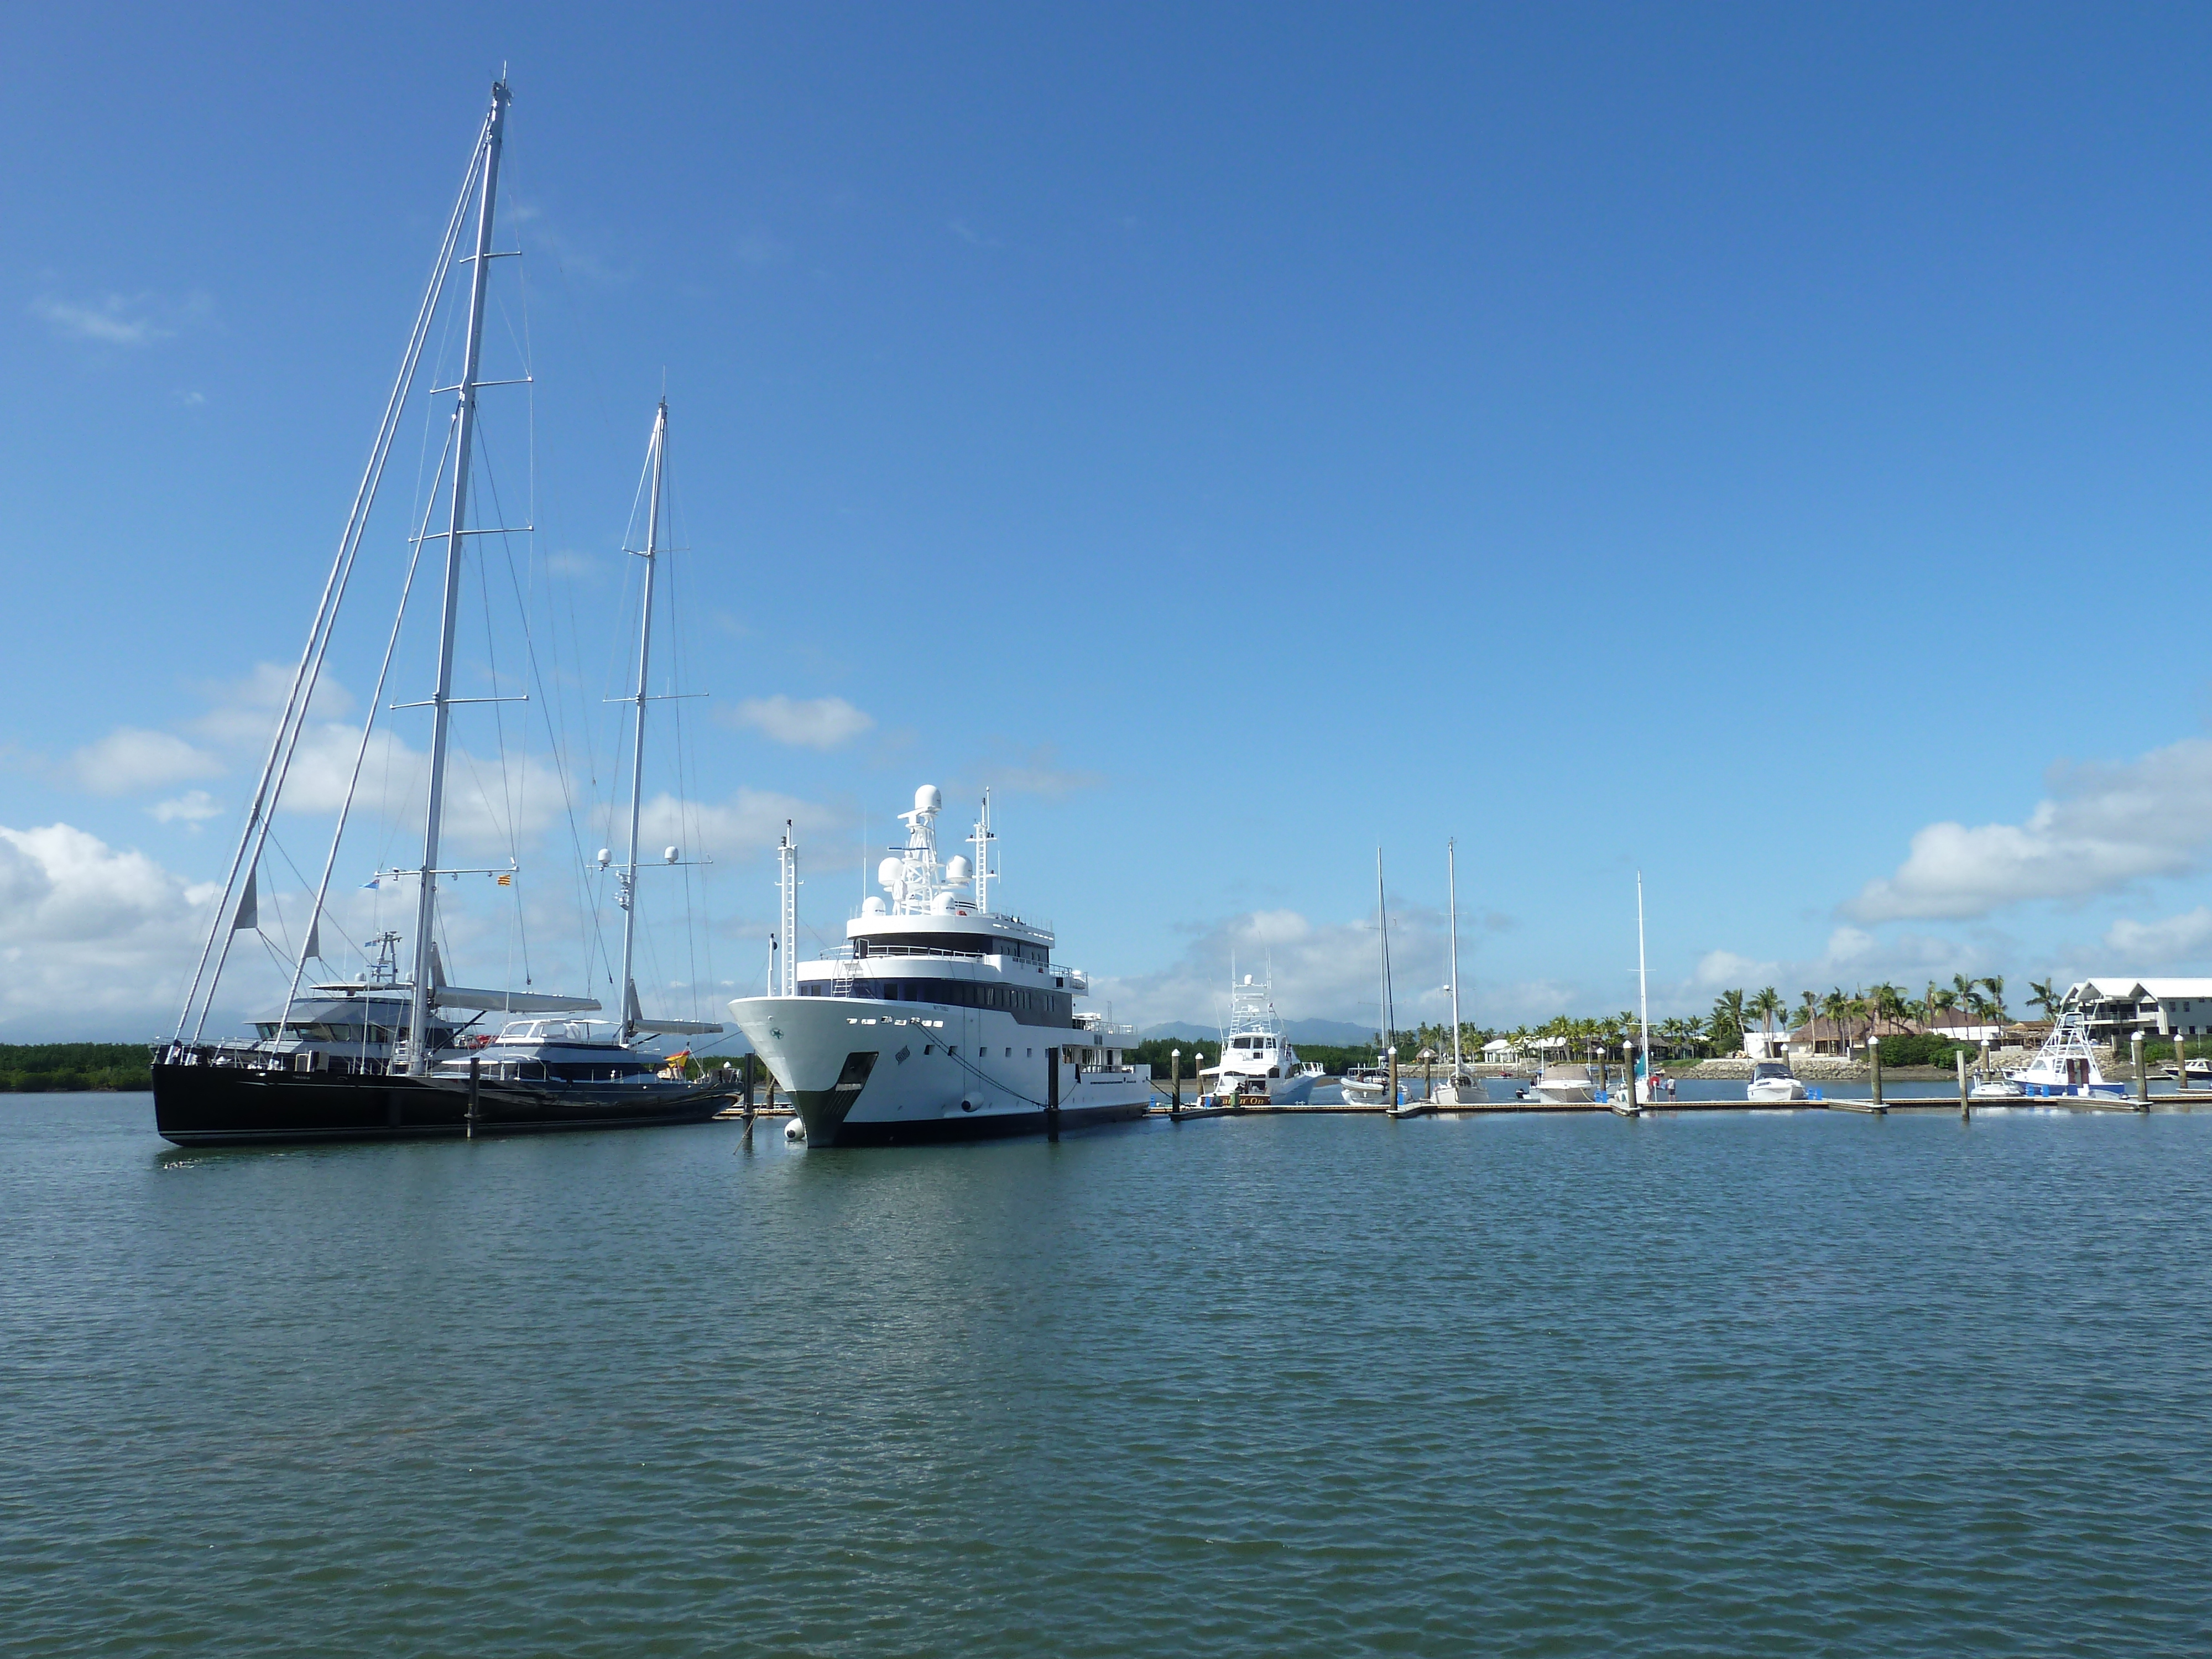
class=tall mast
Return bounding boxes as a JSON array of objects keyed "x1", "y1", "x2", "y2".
[
  {"x1": 405, "y1": 77, "x2": 509, "y2": 1074},
  {"x1": 971, "y1": 789, "x2": 995, "y2": 915},
  {"x1": 614, "y1": 400, "x2": 670, "y2": 1037},
  {"x1": 1636, "y1": 870, "x2": 1650, "y2": 1095},
  {"x1": 1448, "y1": 838, "x2": 1462, "y2": 1074},
  {"x1": 1375, "y1": 847, "x2": 1391, "y2": 1053}
]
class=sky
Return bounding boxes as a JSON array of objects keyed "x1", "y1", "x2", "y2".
[{"x1": 7, "y1": 2, "x2": 2212, "y2": 1042}]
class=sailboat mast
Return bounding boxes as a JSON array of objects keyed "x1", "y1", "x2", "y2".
[
  {"x1": 617, "y1": 400, "x2": 669, "y2": 1037},
  {"x1": 405, "y1": 77, "x2": 509, "y2": 1076},
  {"x1": 1448, "y1": 838, "x2": 1462, "y2": 1073},
  {"x1": 1636, "y1": 870, "x2": 1650, "y2": 1092},
  {"x1": 1375, "y1": 848, "x2": 1394, "y2": 1051}
]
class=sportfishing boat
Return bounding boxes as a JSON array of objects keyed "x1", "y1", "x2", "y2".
[
  {"x1": 724, "y1": 787, "x2": 1152, "y2": 1147},
  {"x1": 2006, "y1": 1014, "x2": 2126, "y2": 1098},
  {"x1": 153, "y1": 84, "x2": 730, "y2": 1145},
  {"x1": 1745, "y1": 1060, "x2": 1809, "y2": 1103},
  {"x1": 1204, "y1": 973, "x2": 1316, "y2": 1106}
]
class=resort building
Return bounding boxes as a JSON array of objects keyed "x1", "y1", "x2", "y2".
[{"x1": 2059, "y1": 979, "x2": 2212, "y2": 1041}]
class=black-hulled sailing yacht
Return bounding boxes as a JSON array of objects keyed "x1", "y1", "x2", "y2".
[{"x1": 154, "y1": 82, "x2": 730, "y2": 1146}]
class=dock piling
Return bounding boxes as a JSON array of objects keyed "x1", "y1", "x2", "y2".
[
  {"x1": 1869, "y1": 1036, "x2": 1884, "y2": 1112},
  {"x1": 2133, "y1": 1029, "x2": 2148, "y2": 1105},
  {"x1": 1957, "y1": 1047, "x2": 1970, "y2": 1120}
]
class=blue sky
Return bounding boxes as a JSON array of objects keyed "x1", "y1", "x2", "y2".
[{"x1": 8, "y1": 3, "x2": 2212, "y2": 1040}]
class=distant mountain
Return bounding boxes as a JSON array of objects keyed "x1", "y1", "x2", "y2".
[{"x1": 1140, "y1": 1018, "x2": 1375, "y2": 1045}]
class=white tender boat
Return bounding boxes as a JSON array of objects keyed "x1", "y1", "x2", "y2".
[
  {"x1": 2007, "y1": 1014, "x2": 2127, "y2": 1098},
  {"x1": 726, "y1": 786, "x2": 1152, "y2": 1147},
  {"x1": 1528, "y1": 1063, "x2": 1597, "y2": 1105},
  {"x1": 1745, "y1": 1060, "x2": 1808, "y2": 1103}
]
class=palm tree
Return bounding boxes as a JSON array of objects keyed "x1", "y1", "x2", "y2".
[
  {"x1": 2027, "y1": 978, "x2": 2060, "y2": 1020},
  {"x1": 1713, "y1": 988, "x2": 1748, "y2": 1037},
  {"x1": 1681, "y1": 1014, "x2": 1709, "y2": 1057},
  {"x1": 1980, "y1": 975, "x2": 2006, "y2": 1023},
  {"x1": 1751, "y1": 986, "x2": 1783, "y2": 1033}
]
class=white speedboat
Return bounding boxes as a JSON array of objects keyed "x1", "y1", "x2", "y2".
[
  {"x1": 726, "y1": 786, "x2": 1152, "y2": 1147},
  {"x1": 1745, "y1": 1060, "x2": 1808, "y2": 1103},
  {"x1": 1206, "y1": 973, "x2": 1316, "y2": 1106},
  {"x1": 1970, "y1": 1075, "x2": 2025, "y2": 1100},
  {"x1": 1527, "y1": 1063, "x2": 1597, "y2": 1105},
  {"x1": 2007, "y1": 1014, "x2": 2127, "y2": 1098}
]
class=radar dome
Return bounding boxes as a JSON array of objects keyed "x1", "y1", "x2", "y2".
[
  {"x1": 915, "y1": 784, "x2": 942, "y2": 813},
  {"x1": 862, "y1": 895, "x2": 888, "y2": 915},
  {"x1": 945, "y1": 854, "x2": 972, "y2": 881},
  {"x1": 931, "y1": 892, "x2": 957, "y2": 914},
  {"x1": 664, "y1": 846, "x2": 680, "y2": 864},
  {"x1": 877, "y1": 856, "x2": 903, "y2": 891}
]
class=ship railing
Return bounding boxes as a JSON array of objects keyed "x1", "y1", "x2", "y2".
[{"x1": 158, "y1": 1040, "x2": 395, "y2": 1077}]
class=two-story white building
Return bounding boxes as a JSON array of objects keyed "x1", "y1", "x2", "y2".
[{"x1": 2060, "y1": 979, "x2": 2212, "y2": 1042}]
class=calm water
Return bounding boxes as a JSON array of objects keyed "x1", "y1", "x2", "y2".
[{"x1": 5, "y1": 1097, "x2": 2210, "y2": 1656}]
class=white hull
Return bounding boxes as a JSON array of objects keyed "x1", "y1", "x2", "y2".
[
  {"x1": 727, "y1": 994, "x2": 1150, "y2": 1147},
  {"x1": 1746, "y1": 1079, "x2": 1809, "y2": 1103},
  {"x1": 1531, "y1": 1082, "x2": 1596, "y2": 1105},
  {"x1": 1211, "y1": 1071, "x2": 1317, "y2": 1105}
]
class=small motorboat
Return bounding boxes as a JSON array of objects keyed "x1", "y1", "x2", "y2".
[
  {"x1": 1341, "y1": 1065, "x2": 1399, "y2": 1107},
  {"x1": 1527, "y1": 1063, "x2": 1597, "y2": 1105},
  {"x1": 1746, "y1": 1060, "x2": 1809, "y2": 1103},
  {"x1": 1970, "y1": 1074, "x2": 2025, "y2": 1100}
]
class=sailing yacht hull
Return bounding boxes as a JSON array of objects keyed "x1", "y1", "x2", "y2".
[{"x1": 152, "y1": 1063, "x2": 731, "y2": 1146}]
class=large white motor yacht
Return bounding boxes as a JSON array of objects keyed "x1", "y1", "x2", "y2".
[
  {"x1": 1203, "y1": 974, "x2": 1316, "y2": 1105},
  {"x1": 726, "y1": 786, "x2": 1152, "y2": 1147}
]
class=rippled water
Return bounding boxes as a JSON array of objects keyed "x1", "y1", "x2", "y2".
[{"x1": 6, "y1": 1097, "x2": 2210, "y2": 1655}]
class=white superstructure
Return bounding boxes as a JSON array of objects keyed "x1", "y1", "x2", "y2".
[
  {"x1": 1203, "y1": 973, "x2": 1314, "y2": 1105},
  {"x1": 726, "y1": 786, "x2": 1152, "y2": 1147}
]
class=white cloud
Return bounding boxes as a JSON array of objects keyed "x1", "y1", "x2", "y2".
[
  {"x1": 150, "y1": 790, "x2": 222, "y2": 826},
  {"x1": 1849, "y1": 737, "x2": 2212, "y2": 922},
  {"x1": 1089, "y1": 905, "x2": 1452, "y2": 1031},
  {"x1": 0, "y1": 823, "x2": 216, "y2": 1035},
  {"x1": 630, "y1": 788, "x2": 841, "y2": 860},
  {"x1": 2103, "y1": 907, "x2": 2212, "y2": 964},
  {"x1": 727, "y1": 695, "x2": 874, "y2": 750},
  {"x1": 974, "y1": 743, "x2": 1104, "y2": 800},
  {"x1": 32, "y1": 290, "x2": 211, "y2": 346},
  {"x1": 68, "y1": 728, "x2": 223, "y2": 795}
]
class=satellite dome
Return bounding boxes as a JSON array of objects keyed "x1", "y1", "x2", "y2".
[
  {"x1": 915, "y1": 784, "x2": 942, "y2": 813},
  {"x1": 931, "y1": 892, "x2": 957, "y2": 914},
  {"x1": 1243, "y1": 974, "x2": 1253, "y2": 985},
  {"x1": 862, "y1": 895, "x2": 887, "y2": 915},
  {"x1": 877, "y1": 856, "x2": 903, "y2": 891},
  {"x1": 945, "y1": 854, "x2": 972, "y2": 881},
  {"x1": 664, "y1": 846, "x2": 680, "y2": 863}
]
